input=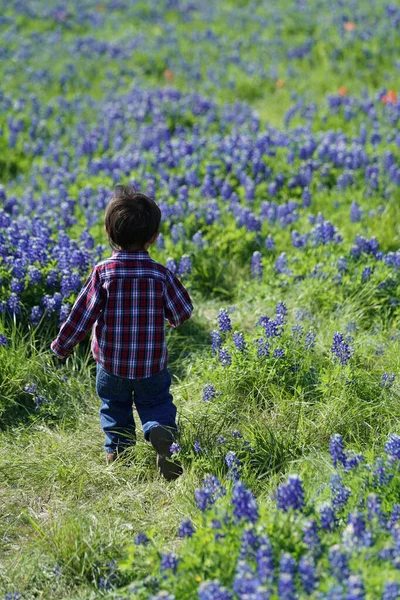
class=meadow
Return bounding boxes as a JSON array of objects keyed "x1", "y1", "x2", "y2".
[{"x1": 1, "y1": 0, "x2": 400, "y2": 598}]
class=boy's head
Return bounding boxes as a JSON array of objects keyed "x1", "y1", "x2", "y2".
[{"x1": 105, "y1": 185, "x2": 161, "y2": 251}]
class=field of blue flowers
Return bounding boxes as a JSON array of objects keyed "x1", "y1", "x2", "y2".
[{"x1": 1, "y1": 1, "x2": 400, "y2": 599}]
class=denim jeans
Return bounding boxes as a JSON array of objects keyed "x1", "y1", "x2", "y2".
[{"x1": 96, "y1": 363, "x2": 177, "y2": 453}]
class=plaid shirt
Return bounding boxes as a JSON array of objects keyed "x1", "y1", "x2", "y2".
[{"x1": 51, "y1": 250, "x2": 193, "y2": 379}]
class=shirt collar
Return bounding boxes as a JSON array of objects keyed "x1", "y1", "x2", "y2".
[{"x1": 112, "y1": 250, "x2": 149, "y2": 259}]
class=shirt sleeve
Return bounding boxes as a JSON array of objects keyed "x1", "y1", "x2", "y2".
[
  {"x1": 163, "y1": 271, "x2": 193, "y2": 328},
  {"x1": 51, "y1": 267, "x2": 105, "y2": 358}
]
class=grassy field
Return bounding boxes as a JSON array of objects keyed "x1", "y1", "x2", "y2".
[{"x1": 1, "y1": 0, "x2": 400, "y2": 598}]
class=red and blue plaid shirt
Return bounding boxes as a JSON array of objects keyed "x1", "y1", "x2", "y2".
[{"x1": 51, "y1": 250, "x2": 193, "y2": 379}]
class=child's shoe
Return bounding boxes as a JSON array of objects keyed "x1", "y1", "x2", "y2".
[
  {"x1": 149, "y1": 425, "x2": 183, "y2": 481},
  {"x1": 106, "y1": 451, "x2": 118, "y2": 465}
]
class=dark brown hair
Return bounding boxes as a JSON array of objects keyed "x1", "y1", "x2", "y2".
[{"x1": 104, "y1": 185, "x2": 161, "y2": 250}]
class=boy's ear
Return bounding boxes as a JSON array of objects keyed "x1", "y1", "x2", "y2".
[{"x1": 149, "y1": 231, "x2": 160, "y2": 244}]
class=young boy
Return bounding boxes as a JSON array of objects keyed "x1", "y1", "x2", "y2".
[{"x1": 51, "y1": 184, "x2": 193, "y2": 480}]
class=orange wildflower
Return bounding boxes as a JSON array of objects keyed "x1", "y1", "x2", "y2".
[
  {"x1": 344, "y1": 21, "x2": 356, "y2": 32},
  {"x1": 338, "y1": 86, "x2": 348, "y2": 96},
  {"x1": 164, "y1": 69, "x2": 174, "y2": 83},
  {"x1": 382, "y1": 90, "x2": 397, "y2": 104},
  {"x1": 276, "y1": 78, "x2": 285, "y2": 89},
  {"x1": 96, "y1": 4, "x2": 104, "y2": 10}
]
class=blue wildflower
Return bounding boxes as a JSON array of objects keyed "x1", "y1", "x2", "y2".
[
  {"x1": 233, "y1": 332, "x2": 247, "y2": 352},
  {"x1": 218, "y1": 309, "x2": 232, "y2": 332},
  {"x1": 211, "y1": 330, "x2": 222, "y2": 355},
  {"x1": 277, "y1": 475, "x2": 305, "y2": 512},
  {"x1": 232, "y1": 481, "x2": 259, "y2": 524},
  {"x1": 385, "y1": 434, "x2": 400, "y2": 460},
  {"x1": 160, "y1": 552, "x2": 178, "y2": 574},
  {"x1": 178, "y1": 519, "x2": 195, "y2": 538},
  {"x1": 203, "y1": 384, "x2": 218, "y2": 402},
  {"x1": 194, "y1": 475, "x2": 226, "y2": 512},
  {"x1": 299, "y1": 556, "x2": 318, "y2": 594},
  {"x1": 198, "y1": 581, "x2": 232, "y2": 600},
  {"x1": 331, "y1": 332, "x2": 354, "y2": 365},
  {"x1": 251, "y1": 251, "x2": 263, "y2": 280},
  {"x1": 134, "y1": 532, "x2": 149, "y2": 546},
  {"x1": 330, "y1": 434, "x2": 347, "y2": 468}
]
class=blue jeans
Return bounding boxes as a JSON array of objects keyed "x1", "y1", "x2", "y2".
[{"x1": 96, "y1": 363, "x2": 177, "y2": 453}]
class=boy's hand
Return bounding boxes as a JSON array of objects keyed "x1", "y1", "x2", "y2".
[{"x1": 50, "y1": 353, "x2": 68, "y2": 369}]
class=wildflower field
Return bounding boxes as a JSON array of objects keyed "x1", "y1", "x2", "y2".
[{"x1": 1, "y1": 0, "x2": 400, "y2": 598}]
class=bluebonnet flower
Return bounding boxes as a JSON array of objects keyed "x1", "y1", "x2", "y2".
[
  {"x1": 299, "y1": 556, "x2": 318, "y2": 594},
  {"x1": 338, "y1": 256, "x2": 348, "y2": 272},
  {"x1": 166, "y1": 258, "x2": 177, "y2": 274},
  {"x1": 276, "y1": 475, "x2": 305, "y2": 512},
  {"x1": 273, "y1": 348, "x2": 285, "y2": 359},
  {"x1": 350, "y1": 201, "x2": 362, "y2": 223},
  {"x1": 381, "y1": 373, "x2": 396, "y2": 388},
  {"x1": 292, "y1": 324, "x2": 303, "y2": 338},
  {"x1": 232, "y1": 481, "x2": 259, "y2": 524},
  {"x1": 0, "y1": 334, "x2": 9, "y2": 347},
  {"x1": 276, "y1": 301, "x2": 288, "y2": 320},
  {"x1": 330, "y1": 474, "x2": 351, "y2": 512},
  {"x1": 302, "y1": 187, "x2": 312, "y2": 207},
  {"x1": 255, "y1": 338, "x2": 270, "y2": 357},
  {"x1": 7, "y1": 294, "x2": 21, "y2": 316},
  {"x1": 277, "y1": 572, "x2": 296, "y2": 600},
  {"x1": 344, "y1": 452, "x2": 364, "y2": 472},
  {"x1": 325, "y1": 585, "x2": 345, "y2": 600},
  {"x1": 178, "y1": 519, "x2": 195, "y2": 538},
  {"x1": 361, "y1": 266, "x2": 372, "y2": 282},
  {"x1": 192, "y1": 231, "x2": 205, "y2": 249},
  {"x1": 265, "y1": 235, "x2": 275, "y2": 251},
  {"x1": 305, "y1": 330, "x2": 316, "y2": 350},
  {"x1": 342, "y1": 511, "x2": 372, "y2": 549},
  {"x1": 331, "y1": 332, "x2": 354, "y2": 365},
  {"x1": 329, "y1": 544, "x2": 350, "y2": 580},
  {"x1": 233, "y1": 332, "x2": 246, "y2": 352},
  {"x1": 10, "y1": 278, "x2": 24, "y2": 294},
  {"x1": 373, "y1": 457, "x2": 393, "y2": 488},
  {"x1": 257, "y1": 535, "x2": 274, "y2": 584},
  {"x1": 367, "y1": 493, "x2": 386, "y2": 526},
  {"x1": 388, "y1": 505, "x2": 400, "y2": 532},
  {"x1": 239, "y1": 527, "x2": 260, "y2": 559},
  {"x1": 160, "y1": 553, "x2": 178, "y2": 574},
  {"x1": 217, "y1": 435, "x2": 227, "y2": 444},
  {"x1": 156, "y1": 233, "x2": 165, "y2": 250},
  {"x1": 319, "y1": 504, "x2": 338, "y2": 531},
  {"x1": 34, "y1": 395, "x2": 50, "y2": 410},
  {"x1": 203, "y1": 384, "x2": 218, "y2": 402},
  {"x1": 260, "y1": 316, "x2": 280, "y2": 338},
  {"x1": 219, "y1": 347, "x2": 232, "y2": 366},
  {"x1": 177, "y1": 254, "x2": 192, "y2": 277},
  {"x1": 251, "y1": 251, "x2": 263, "y2": 280},
  {"x1": 382, "y1": 582, "x2": 400, "y2": 600},
  {"x1": 275, "y1": 253, "x2": 291, "y2": 275},
  {"x1": 225, "y1": 451, "x2": 242, "y2": 481},
  {"x1": 231, "y1": 429, "x2": 242, "y2": 438},
  {"x1": 330, "y1": 434, "x2": 346, "y2": 467},
  {"x1": 194, "y1": 475, "x2": 226, "y2": 511},
  {"x1": 211, "y1": 330, "x2": 222, "y2": 355},
  {"x1": 347, "y1": 575, "x2": 365, "y2": 600},
  {"x1": 303, "y1": 519, "x2": 321, "y2": 556},
  {"x1": 30, "y1": 305, "x2": 43, "y2": 325},
  {"x1": 385, "y1": 434, "x2": 400, "y2": 460},
  {"x1": 194, "y1": 441, "x2": 202, "y2": 453},
  {"x1": 218, "y1": 309, "x2": 232, "y2": 332},
  {"x1": 170, "y1": 442, "x2": 181, "y2": 455},
  {"x1": 198, "y1": 581, "x2": 232, "y2": 600},
  {"x1": 134, "y1": 532, "x2": 150, "y2": 545}
]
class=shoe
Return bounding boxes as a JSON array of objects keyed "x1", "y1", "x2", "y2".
[
  {"x1": 106, "y1": 451, "x2": 118, "y2": 465},
  {"x1": 149, "y1": 426, "x2": 183, "y2": 481}
]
